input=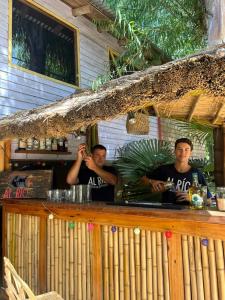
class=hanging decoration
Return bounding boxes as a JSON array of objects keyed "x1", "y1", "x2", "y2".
[
  {"x1": 87, "y1": 223, "x2": 94, "y2": 231},
  {"x1": 134, "y1": 227, "x2": 141, "y2": 235},
  {"x1": 165, "y1": 231, "x2": 172, "y2": 239},
  {"x1": 111, "y1": 226, "x2": 117, "y2": 233}
]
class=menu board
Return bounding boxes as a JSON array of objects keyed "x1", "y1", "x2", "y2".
[{"x1": 0, "y1": 170, "x2": 52, "y2": 199}]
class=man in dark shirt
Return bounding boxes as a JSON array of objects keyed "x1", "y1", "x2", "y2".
[
  {"x1": 142, "y1": 138, "x2": 211, "y2": 204},
  {"x1": 67, "y1": 144, "x2": 117, "y2": 201}
]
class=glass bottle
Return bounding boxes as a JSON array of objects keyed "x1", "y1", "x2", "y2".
[
  {"x1": 57, "y1": 138, "x2": 64, "y2": 151},
  {"x1": 64, "y1": 137, "x2": 68, "y2": 152},
  {"x1": 52, "y1": 138, "x2": 58, "y2": 151},
  {"x1": 45, "y1": 138, "x2": 52, "y2": 151},
  {"x1": 189, "y1": 173, "x2": 203, "y2": 209},
  {"x1": 39, "y1": 138, "x2": 46, "y2": 150},
  {"x1": 26, "y1": 138, "x2": 33, "y2": 150},
  {"x1": 18, "y1": 138, "x2": 27, "y2": 150}
]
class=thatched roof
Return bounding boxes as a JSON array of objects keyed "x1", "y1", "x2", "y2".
[{"x1": 0, "y1": 44, "x2": 225, "y2": 139}]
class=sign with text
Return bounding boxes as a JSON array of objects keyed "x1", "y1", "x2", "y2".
[{"x1": 0, "y1": 170, "x2": 52, "y2": 199}]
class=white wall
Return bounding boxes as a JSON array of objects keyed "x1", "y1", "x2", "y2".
[
  {"x1": 98, "y1": 116, "x2": 159, "y2": 160},
  {"x1": 0, "y1": 0, "x2": 120, "y2": 159}
]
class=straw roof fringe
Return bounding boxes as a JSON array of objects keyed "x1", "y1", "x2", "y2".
[{"x1": 0, "y1": 44, "x2": 225, "y2": 139}]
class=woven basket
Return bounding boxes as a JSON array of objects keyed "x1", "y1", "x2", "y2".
[{"x1": 126, "y1": 111, "x2": 149, "y2": 135}]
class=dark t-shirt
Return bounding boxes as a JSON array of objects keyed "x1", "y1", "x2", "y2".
[
  {"x1": 147, "y1": 164, "x2": 211, "y2": 204},
  {"x1": 78, "y1": 165, "x2": 116, "y2": 202}
]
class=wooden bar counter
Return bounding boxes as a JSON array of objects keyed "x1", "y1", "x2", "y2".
[{"x1": 1, "y1": 199, "x2": 225, "y2": 300}]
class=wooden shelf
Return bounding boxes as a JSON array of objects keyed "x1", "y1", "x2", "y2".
[{"x1": 15, "y1": 149, "x2": 72, "y2": 155}]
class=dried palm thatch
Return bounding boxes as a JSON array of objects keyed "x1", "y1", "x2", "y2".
[{"x1": 0, "y1": 44, "x2": 225, "y2": 139}]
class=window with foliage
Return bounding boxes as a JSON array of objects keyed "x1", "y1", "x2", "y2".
[{"x1": 12, "y1": 0, "x2": 78, "y2": 85}]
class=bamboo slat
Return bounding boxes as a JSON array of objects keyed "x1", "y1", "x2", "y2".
[
  {"x1": 119, "y1": 227, "x2": 125, "y2": 300},
  {"x1": 124, "y1": 228, "x2": 130, "y2": 300},
  {"x1": 194, "y1": 236, "x2": 204, "y2": 299},
  {"x1": 74, "y1": 222, "x2": 78, "y2": 300},
  {"x1": 188, "y1": 236, "x2": 197, "y2": 300},
  {"x1": 69, "y1": 221, "x2": 74, "y2": 300},
  {"x1": 156, "y1": 232, "x2": 164, "y2": 300},
  {"x1": 109, "y1": 226, "x2": 115, "y2": 300},
  {"x1": 208, "y1": 239, "x2": 219, "y2": 300},
  {"x1": 113, "y1": 228, "x2": 119, "y2": 300},
  {"x1": 28, "y1": 216, "x2": 32, "y2": 287},
  {"x1": 54, "y1": 219, "x2": 59, "y2": 294},
  {"x1": 86, "y1": 223, "x2": 91, "y2": 300},
  {"x1": 58, "y1": 219, "x2": 63, "y2": 297},
  {"x1": 141, "y1": 230, "x2": 147, "y2": 300},
  {"x1": 162, "y1": 233, "x2": 169, "y2": 300},
  {"x1": 77, "y1": 223, "x2": 82, "y2": 300},
  {"x1": 214, "y1": 240, "x2": 225, "y2": 300},
  {"x1": 146, "y1": 230, "x2": 153, "y2": 300},
  {"x1": 181, "y1": 235, "x2": 191, "y2": 300},
  {"x1": 103, "y1": 225, "x2": 109, "y2": 299},
  {"x1": 81, "y1": 223, "x2": 87, "y2": 300},
  {"x1": 129, "y1": 228, "x2": 136, "y2": 300},
  {"x1": 134, "y1": 230, "x2": 141, "y2": 300},
  {"x1": 50, "y1": 218, "x2": 54, "y2": 291},
  {"x1": 201, "y1": 239, "x2": 211, "y2": 300},
  {"x1": 65, "y1": 221, "x2": 70, "y2": 300},
  {"x1": 152, "y1": 232, "x2": 157, "y2": 300},
  {"x1": 61, "y1": 220, "x2": 66, "y2": 299}
]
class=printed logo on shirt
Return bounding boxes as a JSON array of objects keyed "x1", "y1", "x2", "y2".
[
  {"x1": 167, "y1": 177, "x2": 191, "y2": 192},
  {"x1": 88, "y1": 177, "x2": 108, "y2": 189}
]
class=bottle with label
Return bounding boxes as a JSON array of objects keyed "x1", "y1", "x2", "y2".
[
  {"x1": 57, "y1": 138, "x2": 64, "y2": 152},
  {"x1": 33, "y1": 138, "x2": 39, "y2": 150},
  {"x1": 189, "y1": 173, "x2": 203, "y2": 209},
  {"x1": 52, "y1": 138, "x2": 58, "y2": 151},
  {"x1": 26, "y1": 138, "x2": 33, "y2": 150},
  {"x1": 64, "y1": 137, "x2": 68, "y2": 152},
  {"x1": 39, "y1": 138, "x2": 46, "y2": 150},
  {"x1": 45, "y1": 138, "x2": 52, "y2": 151},
  {"x1": 18, "y1": 139, "x2": 27, "y2": 150}
]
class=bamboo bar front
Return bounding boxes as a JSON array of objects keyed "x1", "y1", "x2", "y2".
[{"x1": 2, "y1": 199, "x2": 225, "y2": 300}]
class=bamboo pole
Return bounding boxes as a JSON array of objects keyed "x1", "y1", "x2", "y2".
[
  {"x1": 113, "y1": 227, "x2": 119, "y2": 300},
  {"x1": 28, "y1": 216, "x2": 32, "y2": 288},
  {"x1": 50, "y1": 218, "x2": 54, "y2": 291},
  {"x1": 89, "y1": 224, "x2": 93, "y2": 299},
  {"x1": 31, "y1": 216, "x2": 35, "y2": 293},
  {"x1": 58, "y1": 219, "x2": 63, "y2": 297},
  {"x1": 86, "y1": 222, "x2": 91, "y2": 300},
  {"x1": 119, "y1": 227, "x2": 125, "y2": 300},
  {"x1": 215, "y1": 240, "x2": 225, "y2": 300},
  {"x1": 62, "y1": 220, "x2": 66, "y2": 300},
  {"x1": 54, "y1": 219, "x2": 59, "y2": 294},
  {"x1": 109, "y1": 225, "x2": 115, "y2": 300},
  {"x1": 152, "y1": 232, "x2": 157, "y2": 300},
  {"x1": 146, "y1": 230, "x2": 153, "y2": 300},
  {"x1": 35, "y1": 217, "x2": 39, "y2": 295},
  {"x1": 124, "y1": 228, "x2": 130, "y2": 300},
  {"x1": 81, "y1": 222, "x2": 87, "y2": 300},
  {"x1": 181, "y1": 235, "x2": 191, "y2": 300},
  {"x1": 77, "y1": 222, "x2": 82, "y2": 300},
  {"x1": 141, "y1": 230, "x2": 147, "y2": 300},
  {"x1": 194, "y1": 236, "x2": 204, "y2": 300},
  {"x1": 129, "y1": 228, "x2": 136, "y2": 300},
  {"x1": 65, "y1": 221, "x2": 70, "y2": 300},
  {"x1": 21, "y1": 215, "x2": 24, "y2": 288},
  {"x1": 188, "y1": 235, "x2": 197, "y2": 300},
  {"x1": 74, "y1": 222, "x2": 78, "y2": 300},
  {"x1": 208, "y1": 239, "x2": 219, "y2": 300},
  {"x1": 134, "y1": 229, "x2": 141, "y2": 300},
  {"x1": 162, "y1": 233, "x2": 169, "y2": 300},
  {"x1": 201, "y1": 238, "x2": 211, "y2": 300},
  {"x1": 103, "y1": 225, "x2": 109, "y2": 299},
  {"x1": 156, "y1": 232, "x2": 164, "y2": 300},
  {"x1": 69, "y1": 220, "x2": 74, "y2": 300},
  {"x1": 47, "y1": 219, "x2": 51, "y2": 291}
]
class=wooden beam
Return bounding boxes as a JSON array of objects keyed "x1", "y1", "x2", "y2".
[
  {"x1": 212, "y1": 103, "x2": 225, "y2": 125},
  {"x1": 72, "y1": 5, "x2": 93, "y2": 17},
  {"x1": 4, "y1": 140, "x2": 11, "y2": 171},
  {"x1": 0, "y1": 141, "x2": 5, "y2": 172},
  {"x1": 187, "y1": 96, "x2": 200, "y2": 121},
  {"x1": 152, "y1": 105, "x2": 160, "y2": 117}
]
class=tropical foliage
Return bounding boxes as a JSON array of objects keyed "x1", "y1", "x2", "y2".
[{"x1": 114, "y1": 138, "x2": 213, "y2": 201}]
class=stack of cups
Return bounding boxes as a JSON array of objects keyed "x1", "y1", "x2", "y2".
[{"x1": 70, "y1": 185, "x2": 92, "y2": 203}]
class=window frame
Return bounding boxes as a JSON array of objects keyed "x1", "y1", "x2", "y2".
[{"x1": 8, "y1": 0, "x2": 80, "y2": 88}]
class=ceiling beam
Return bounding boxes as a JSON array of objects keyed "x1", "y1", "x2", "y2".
[
  {"x1": 152, "y1": 105, "x2": 160, "y2": 117},
  {"x1": 212, "y1": 103, "x2": 225, "y2": 125},
  {"x1": 72, "y1": 5, "x2": 93, "y2": 17},
  {"x1": 187, "y1": 96, "x2": 200, "y2": 122}
]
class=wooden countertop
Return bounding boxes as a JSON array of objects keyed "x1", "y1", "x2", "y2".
[{"x1": 1, "y1": 199, "x2": 225, "y2": 240}]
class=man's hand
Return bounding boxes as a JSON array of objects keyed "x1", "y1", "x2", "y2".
[
  {"x1": 149, "y1": 179, "x2": 166, "y2": 192},
  {"x1": 176, "y1": 192, "x2": 190, "y2": 202},
  {"x1": 77, "y1": 143, "x2": 86, "y2": 161},
  {"x1": 84, "y1": 156, "x2": 97, "y2": 171}
]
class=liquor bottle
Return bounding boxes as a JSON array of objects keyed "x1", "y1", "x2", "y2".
[
  {"x1": 39, "y1": 138, "x2": 46, "y2": 150},
  {"x1": 52, "y1": 138, "x2": 58, "y2": 151},
  {"x1": 57, "y1": 138, "x2": 64, "y2": 151},
  {"x1": 64, "y1": 137, "x2": 68, "y2": 152},
  {"x1": 45, "y1": 138, "x2": 52, "y2": 151},
  {"x1": 33, "y1": 138, "x2": 39, "y2": 150},
  {"x1": 26, "y1": 138, "x2": 33, "y2": 150},
  {"x1": 189, "y1": 173, "x2": 203, "y2": 209},
  {"x1": 18, "y1": 138, "x2": 27, "y2": 150}
]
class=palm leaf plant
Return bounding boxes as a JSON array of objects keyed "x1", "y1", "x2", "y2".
[{"x1": 114, "y1": 139, "x2": 174, "y2": 201}]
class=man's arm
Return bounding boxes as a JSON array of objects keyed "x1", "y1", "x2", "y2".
[
  {"x1": 66, "y1": 144, "x2": 85, "y2": 185},
  {"x1": 84, "y1": 157, "x2": 117, "y2": 185},
  {"x1": 141, "y1": 176, "x2": 165, "y2": 192}
]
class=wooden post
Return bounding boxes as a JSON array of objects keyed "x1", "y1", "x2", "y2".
[
  {"x1": 0, "y1": 141, "x2": 5, "y2": 172},
  {"x1": 167, "y1": 233, "x2": 184, "y2": 300},
  {"x1": 214, "y1": 125, "x2": 225, "y2": 185},
  {"x1": 4, "y1": 140, "x2": 11, "y2": 171}
]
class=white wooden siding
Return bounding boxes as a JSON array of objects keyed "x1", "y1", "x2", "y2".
[{"x1": 98, "y1": 116, "x2": 159, "y2": 160}]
